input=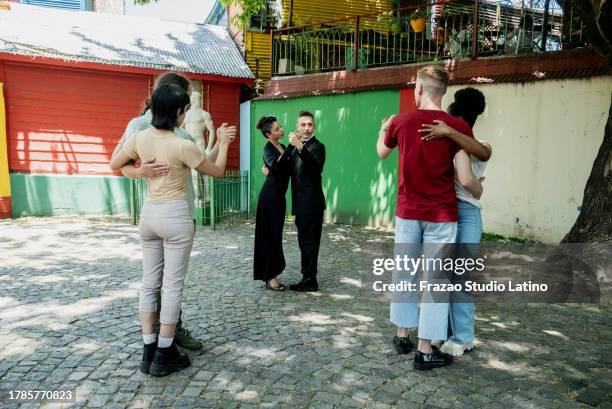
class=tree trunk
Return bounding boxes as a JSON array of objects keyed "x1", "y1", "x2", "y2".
[{"x1": 562, "y1": 91, "x2": 612, "y2": 244}]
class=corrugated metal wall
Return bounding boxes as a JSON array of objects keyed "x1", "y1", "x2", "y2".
[
  {"x1": 4, "y1": 63, "x2": 150, "y2": 175},
  {"x1": 283, "y1": 0, "x2": 388, "y2": 25},
  {"x1": 206, "y1": 82, "x2": 242, "y2": 170},
  {"x1": 245, "y1": 32, "x2": 271, "y2": 86}
]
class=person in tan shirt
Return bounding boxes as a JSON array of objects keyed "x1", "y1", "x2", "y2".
[{"x1": 111, "y1": 83, "x2": 236, "y2": 377}]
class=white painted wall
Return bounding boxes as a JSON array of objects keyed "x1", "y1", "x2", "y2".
[
  {"x1": 444, "y1": 76, "x2": 611, "y2": 243},
  {"x1": 240, "y1": 100, "x2": 251, "y2": 212}
]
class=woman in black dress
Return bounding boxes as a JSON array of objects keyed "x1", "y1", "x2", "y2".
[{"x1": 253, "y1": 116, "x2": 292, "y2": 291}]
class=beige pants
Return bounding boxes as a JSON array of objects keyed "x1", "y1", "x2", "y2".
[{"x1": 138, "y1": 199, "x2": 195, "y2": 325}]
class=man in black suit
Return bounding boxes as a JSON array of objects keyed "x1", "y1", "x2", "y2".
[{"x1": 286, "y1": 111, "x2": 326, "y2": 292}]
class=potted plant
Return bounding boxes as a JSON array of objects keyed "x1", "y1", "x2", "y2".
[
  {"x1": 409, "y1": 8, "x2": 428, "y2": 33},
  {"x1": 378, "y1": 11, "x2": 401, "y2": 34}
]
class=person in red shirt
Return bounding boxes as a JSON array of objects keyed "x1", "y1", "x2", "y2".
[{"x1": 376, "y1": 65, "x2": 489, "y2": 370}]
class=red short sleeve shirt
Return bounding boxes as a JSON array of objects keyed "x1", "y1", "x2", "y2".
[{"x1": 384, "y1": 110, "x2": 474, "y2": 222}]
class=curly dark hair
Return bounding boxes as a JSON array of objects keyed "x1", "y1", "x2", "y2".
[{"x1": 448, "y1": 87, "x2": 486, "y2": 127}]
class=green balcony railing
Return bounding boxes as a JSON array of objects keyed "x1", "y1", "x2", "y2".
[{"x1": 271, "y1": 0, "x2": 587, "y2": 76}]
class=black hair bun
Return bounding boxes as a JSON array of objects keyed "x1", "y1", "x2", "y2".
[{"x1": 256, "y1": 116, "x2": 269, "y2": 130}]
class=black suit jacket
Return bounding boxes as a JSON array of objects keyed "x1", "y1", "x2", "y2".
[{"x1": 287, "y1": 136, "x2": 326, "y2": 215}]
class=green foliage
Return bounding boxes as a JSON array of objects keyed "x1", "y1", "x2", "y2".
[
  {"x1": 481, "y1": 232, "x2": 539, "y2": 244},
  {"x1": 409, "y1": 8, "x2": 428, "y2": 20},
  {"x1": 220, "y1": 0, "x2": 267, "y2": 30}
]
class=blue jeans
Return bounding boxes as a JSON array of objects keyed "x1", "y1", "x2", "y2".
[
  {"x1": 449, "y1": 200, "x2": 482, "y2": 344},
  {"x1": 390, "y1": 217, "x2": 457, "y2": 341}
]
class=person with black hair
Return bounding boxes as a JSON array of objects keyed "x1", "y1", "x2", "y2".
[
  {"x1": 287, "y1": 111, "x2": 326, "y2": 292},
  {"x1": 111, "y1": 84, "x2": 236, "y2": 377},
  {"x1": 260, "y1": 111, "x2": 327, "y2": 292},
  {"x1": 420, "y1": 87, "x2": 492, "y2": 357},
  {"x1": 112, "y1": 72, "x2": 222, "y2": 351},
  {"x1": 253, "y1": 116, "x2": 292, "y2": 291}
]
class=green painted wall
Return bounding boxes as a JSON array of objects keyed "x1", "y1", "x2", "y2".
[
  {"x1": 250, "y1": 90, "x2": 400, "y2": 226},
  {"x1": 10, "y1": 173, "x2": 131, "y2": 217}
]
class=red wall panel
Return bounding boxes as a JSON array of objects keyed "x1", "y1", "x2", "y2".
[
  {"x1": 4, "y1": 63, "x2": 150, "y2": 175},
  {"x1": 399, "y1": 87, "x2": 417, "y2": 114},
  {"x1": 206, "y1": 82, "x2": 241, "y2": 171}
]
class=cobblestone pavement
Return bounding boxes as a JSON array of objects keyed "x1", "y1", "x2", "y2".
[{"x1": 0, "y1": 216, "x2": 610, "y2": 409}]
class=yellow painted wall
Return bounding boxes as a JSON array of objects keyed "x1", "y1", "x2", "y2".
[
  {"x1": 283, "y1": 0, "x2": 389, "y2": 26},
  {"x1": 0, "y1": 83, "x2": 10, "y2": 198},
  {"x1": 241, "y1": 0, "x2": 391, "y2": 87},
  {"x1": 245, "y1": 31, "x2": 272, "y2": 85}
]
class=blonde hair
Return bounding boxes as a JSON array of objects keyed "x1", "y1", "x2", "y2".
[{"x1": 417, "y1": 65, "x2": 449, "y2": 96}]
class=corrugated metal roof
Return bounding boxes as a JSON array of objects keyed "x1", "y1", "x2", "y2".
[{"x1": 0, "y1": 2, "x2": 254, "y2": 79}]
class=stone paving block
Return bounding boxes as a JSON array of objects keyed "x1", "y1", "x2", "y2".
[{"x1": 0, "y1": 217, "x2": 610, "y2": 409}]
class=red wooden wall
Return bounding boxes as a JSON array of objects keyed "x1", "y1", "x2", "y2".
[
  {"x1": 205, "y1": 82, "x2": 241, "y2": 171},
  {"x1": 399, "y1": 87, "x2": 417, "y2": 114},
  {"x1": 3, "y1": 62, "x2": 150, "y2": 175},
  {"x1": 0, "y1": 59, "x2": 244, "y2": 176}
]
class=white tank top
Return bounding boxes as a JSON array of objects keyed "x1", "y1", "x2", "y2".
[{"x1": 455, "y1": 155, "x2": 487, "y2": 208}]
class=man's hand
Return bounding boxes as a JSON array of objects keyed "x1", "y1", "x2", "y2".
[
  {"x1": 261, "y1": 165, "x2": 270, "y2": 176},
  {"x1": 288, "y1": 132, "x2": 304, "y2": 150},
  {"x1": 138, "y1": 158, "x2": 170, "y2": 178},
  {"x1": 217, "y1": 123, "x2": 237, "y2": 144},
  {"x1": 419, "y1": 120, "x2": 454, "y2": 141},
  {"x1": 380, "y1": 115, "x2": 395, "y2": 132}
]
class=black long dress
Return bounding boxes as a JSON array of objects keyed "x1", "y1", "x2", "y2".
[{"x1": 253, "y1": 142, "x2": 292, "y2": 282}]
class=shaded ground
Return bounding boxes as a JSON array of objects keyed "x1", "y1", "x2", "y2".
[{"x1": 0, "y1": 216, "x2": 610, "y2": 408}]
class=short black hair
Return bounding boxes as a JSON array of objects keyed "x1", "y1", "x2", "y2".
[
  {"x1": 298, "y1": 111, "x2": 314, "y2": 121},
  {"x1": 256, "y1": 116, "x2": 277, "y2": 138},
  {"x1": 142, "y1": 72, "x2": 190, "y2": 114},
  {"x1": 150, "y1": 84, "x2": 191, "y2": 130},
  {"x1": 448, "y1": 87, "x2": 486, "y2": 127},
  {"x1": 155, "y1": 72, "x2": 190, "y2": 92}
]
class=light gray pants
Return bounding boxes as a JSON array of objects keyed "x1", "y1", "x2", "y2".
[{"x1": 138, "y1": 199, "x2": 195, "y2": 325}]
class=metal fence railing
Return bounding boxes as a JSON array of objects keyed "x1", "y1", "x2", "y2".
[
  {"x1": 130, "y1": 170, "x2": 250, "y2": 229},
  {"x1": 271, "y1": 0, "x2": 587, "y2": 76}
]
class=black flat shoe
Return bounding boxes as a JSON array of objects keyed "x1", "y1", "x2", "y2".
[
  {"x1": 413, "y1": 345, "x2": 453, "y2": 371},
  {"x1": 393, "y1": 335, "x2": 413, "y2": 354},
  {"x1": 265, "y1": 282, "x2": 286, "y2": 291},
  {"x1": 289, "y1": 279, "x2": 318, "y2": 292},
  {"x1": 140, "y1": 342, "x2": 157, "y2": 374}
]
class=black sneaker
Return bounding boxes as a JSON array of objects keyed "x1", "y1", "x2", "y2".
[
  {"x1": 413, "y1": 345, "x2": 453, "y2": 371},
  {"x1": 289, "y1": 278, "x2": 318, "y2": 292},
  {"x1": 393, "y1": 336, "x2": 413, "y2": 354},
  {"x1": 140, "y1": 342, "x2": 157, "y2": 374},
  {"x1": 149, "y1": 342, "x2": 191, "y2": 377}
]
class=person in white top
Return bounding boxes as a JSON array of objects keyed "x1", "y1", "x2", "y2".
[{"x1": 420, "y1": 87, "x2": 492, "y2": 357}]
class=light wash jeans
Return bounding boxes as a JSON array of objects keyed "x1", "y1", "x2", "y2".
[
  {"x1": 138, "y1": 199, "x2": 195, "y2": 325},
  {"x1": 390, "y1": 216, "x2": 457, "y2": 341},
  {"x1": 449, "y1": 200, "x2": 482, "y2": 344}
]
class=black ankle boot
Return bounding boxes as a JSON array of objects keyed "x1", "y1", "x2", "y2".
[
  {"x1": 149, "y1": 341, "x2": 191, "y2": 377},
  {"x1": 140, "y1": 342, "x2": 157, "y2": 374}
]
